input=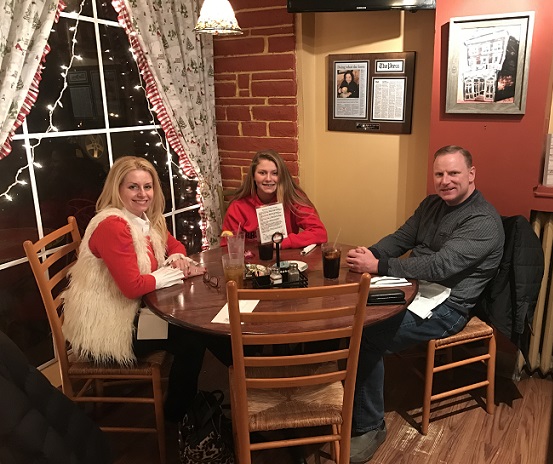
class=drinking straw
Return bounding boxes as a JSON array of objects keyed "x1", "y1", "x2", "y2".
[{"x1": 332, "y1": 227, "x2": 342, "y2": 250}]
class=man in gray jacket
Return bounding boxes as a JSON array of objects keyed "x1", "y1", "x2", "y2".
[{"x1": 346, "y1": 145, "x2": 504, "y2": 463}]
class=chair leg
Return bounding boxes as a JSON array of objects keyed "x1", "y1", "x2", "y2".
[
  {"x1": 152, "y1": 367, "x2": 166, "y2": 464},
  {"x1": 422, "y1": 340, "x2": 437, "y2": 435},
  {"x1": 332, "y1": 424, "x2": 340, "y2": 463},
  {"x1": 486, "y1": 332, "x2": 496, "y2": 415}
]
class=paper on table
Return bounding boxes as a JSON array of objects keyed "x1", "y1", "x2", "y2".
[
  {"x1": 211, "y1": 299, "x2": 260, "y2": 324},
  {"x1": 137, "y1": 308, "x2": 168, "y2": 340},
  {"x1": 407, "y1": 281, "x2": 451, "y2": 319},
  {"x1": 370, "y1": 276, "x2": 412, "y2": 288}
]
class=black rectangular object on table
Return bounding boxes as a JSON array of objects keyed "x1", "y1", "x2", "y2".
[{"x1": 367, "y1": 288, "x2": 406, "y2": 306}]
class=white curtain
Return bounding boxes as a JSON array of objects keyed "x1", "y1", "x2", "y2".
[
  {"x1": 112, "y1": 0, "x2": 223, "y2": 248},
  {"x1": 0, "y1": 0, "x2": 64, "y2": 159}
]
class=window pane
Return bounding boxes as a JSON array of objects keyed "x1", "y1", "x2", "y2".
[
  {"x1": 175, "y1": 209, "x2": 203, "y2": 255},
  {"x1": 33, "y1": 137, "x2": 107, "y2": 233},
  {"x1": 99, "y1": 24, "x2": 154, "y2": 127},
  {"x1": 0, "y1": 141, "x2": 38, "y2": 264},
  {"x1": 27, "y1": 18, "x2": 106, "y2": 132},
  {"x1": 97, "y1": 0, "x2": 119, "y2": 21},
  {"x1": 64, "y1": 0, "x2": 93, "y2": 17}
]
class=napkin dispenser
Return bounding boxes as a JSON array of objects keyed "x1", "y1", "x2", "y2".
[{"x1": 367, "y1": 288, "x2": 406, "y2": 306}]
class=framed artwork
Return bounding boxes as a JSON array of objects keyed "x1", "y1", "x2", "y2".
[
  {"x1": 328, "y1": 52, "x2": 415, "y2": 134},
  {"x1": 445, "y1": 11, "x2": 534, "y2": 114}
]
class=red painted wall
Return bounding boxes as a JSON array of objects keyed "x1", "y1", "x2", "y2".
[
  {"x1": 428, "y1": 0, "x2": 553, "y2": 217},
  {"x1": 213, "y1": 0, "x2": 298, "y2": 191}
]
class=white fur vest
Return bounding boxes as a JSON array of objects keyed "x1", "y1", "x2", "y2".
[{"x1": 62, "y1": 208, "x2": 166, "y2": 365}]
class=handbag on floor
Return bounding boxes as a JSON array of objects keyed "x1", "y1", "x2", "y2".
[{"x1": 178, "y1": 390, "x2": 235, "y2": 464}]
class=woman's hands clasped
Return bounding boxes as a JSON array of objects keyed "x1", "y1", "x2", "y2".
[{"x1": 164, "y1": 255, "x2": 206, "y2": 278}]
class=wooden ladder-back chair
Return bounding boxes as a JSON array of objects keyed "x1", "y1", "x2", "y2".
[
  {"x1": 226, "y1": 273, "x2": 372, "y2": 464},
  {"x1": 409, "y1": 315, "x2": 496, "y2": 435},
  {"x1": 23, "y1": 216, "x2": 171, "y2": 464}
]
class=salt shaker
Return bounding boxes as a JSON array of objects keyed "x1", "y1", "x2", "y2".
[
  {"x1": 288, "y1": 262, "x2": 299, "y2": 282},
  {"x1": 270, "y1": 265, "x2": 282, "y2": 286}
]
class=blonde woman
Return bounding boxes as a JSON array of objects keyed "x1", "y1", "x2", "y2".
[{"x1": 62, "y1": 156, "x2": 230, "y2": 421}]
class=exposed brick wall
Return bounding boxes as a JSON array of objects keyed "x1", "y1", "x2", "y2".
[{"x1": 213, "y1": 0, "x2": 298, "y2": 190}]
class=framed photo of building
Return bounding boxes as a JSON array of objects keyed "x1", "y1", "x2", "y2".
[
  {"x1": 445, "y1": 11, "x2": 534, "y2": 114},
  {"x1": 328, "y1": 52, "x2": 415, "y2": 134}
]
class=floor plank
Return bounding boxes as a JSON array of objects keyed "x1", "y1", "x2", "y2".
[{"x1": 107, "y1": 351, "x2": 553, "y2": 464}]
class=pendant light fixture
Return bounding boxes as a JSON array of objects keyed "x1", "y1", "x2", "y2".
[{"x1": 194, "y1": 0, "x2": 243, "y2": 36}]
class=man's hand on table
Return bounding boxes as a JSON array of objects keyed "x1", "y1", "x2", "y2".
[{"x1": 346, "y1": 246, "x2": 379, "y2": 274}]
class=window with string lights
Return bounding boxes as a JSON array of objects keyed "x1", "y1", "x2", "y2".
[{"x1": 0, "y1": 0, "x2": 202, "y2": 367}]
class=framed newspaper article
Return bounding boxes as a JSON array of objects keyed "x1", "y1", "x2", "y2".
[{"x1": 328, "y1": 52, "x2": 415, "y2": 134}]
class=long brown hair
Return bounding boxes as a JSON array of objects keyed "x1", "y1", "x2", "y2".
[
  {"x1": 96, "y1": 156, "x2": 168, "y2": 241},
  {"x1": 232, "y1": 149, "x2": 315, "y2": 214}
]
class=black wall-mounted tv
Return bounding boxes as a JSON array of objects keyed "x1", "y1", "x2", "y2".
[{"x1": 287, "y1": 0, "x2": 436, "y2": 13}]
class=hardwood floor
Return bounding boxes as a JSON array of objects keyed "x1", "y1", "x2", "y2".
[{"x1": 107, "y1": 351, "x2": 553, "y2": 464}]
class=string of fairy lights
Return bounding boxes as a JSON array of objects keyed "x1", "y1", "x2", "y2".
[{"x1": 0, "y1": 0, "x2": 191, "y2": 204}]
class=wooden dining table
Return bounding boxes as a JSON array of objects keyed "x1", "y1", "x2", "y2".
[
  {"x1": 143, "y1": 244, "x2": 418, "y2": 335},
  {"x1": 143, "y1": 243, "x2": 418, "y2": 336}
]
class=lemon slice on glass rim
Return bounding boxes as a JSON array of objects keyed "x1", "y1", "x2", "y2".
[{"x1": 221, "y1": 230, "x2": 234, "y2": 237}]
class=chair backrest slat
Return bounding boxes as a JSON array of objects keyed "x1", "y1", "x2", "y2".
[
  {"x1": 246, "y1": 371, "x2": 346, "y2": 389},
  {"x1": 240, "y1": 305, "x2": 354, "y2": 324},
  {"x1": 243, "y1": 326, "x2": 353, "y2": 346},
  {"x1": 244, "y1": 348, "x2": 349, "y2": 368}
]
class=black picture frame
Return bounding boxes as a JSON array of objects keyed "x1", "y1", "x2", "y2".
[{"x1": 328, "y1": 52, "x2": 416, "y2": 134}]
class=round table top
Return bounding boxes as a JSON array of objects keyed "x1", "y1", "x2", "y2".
[{"x1": 143, "y1": 243, "x2": 418, "y2": 336}]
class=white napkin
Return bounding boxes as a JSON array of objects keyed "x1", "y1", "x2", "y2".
[
  {"x1": 407, "y1": 281, "x2": 451, "y2": 319},
  {"x1": 137, "y1": 308, "x2": 168, "y2": 339},
  {"x1": 211, "y1": 300, "x2": 259, "y2": 324},
  {"x1": 370, "y1": 276, "x2": 412, "y2": 287}
]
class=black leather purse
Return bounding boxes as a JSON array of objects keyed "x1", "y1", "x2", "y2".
[
  {"x1": 178, "y1": 390, "x2": 235, "y2": 464},
  {"x1": 367, "y1": 288, "x2": 406, "y2": 306}
]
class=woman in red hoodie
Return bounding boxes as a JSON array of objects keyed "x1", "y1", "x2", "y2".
[{"x1": 222, "y1": 149, "x2": 327, "y2": 249}]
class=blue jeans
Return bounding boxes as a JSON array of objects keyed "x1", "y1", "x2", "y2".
[{"x1": 352, "y1": 302, "x2": 468, "y2": 433}]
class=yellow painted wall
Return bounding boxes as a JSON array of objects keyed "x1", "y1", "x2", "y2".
[{"x1": 296, "y1": 10, "x2": 435, "y2": 246}]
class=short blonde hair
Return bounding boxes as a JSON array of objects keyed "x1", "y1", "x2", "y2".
[{"x1": 96, "y1": 156, "x2": 168, "y2": 240}]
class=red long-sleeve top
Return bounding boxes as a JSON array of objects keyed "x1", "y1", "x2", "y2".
[
  {"x1": 221, "y1": 194, "x2": 328, "y2": 249},
  {"x1": 88, "y1": 216, "x2": 186, "y2": 299}
]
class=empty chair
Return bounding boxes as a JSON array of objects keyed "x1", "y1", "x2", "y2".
[
  {"x1": 226, "y1": 273, "x2": 371, "y2": 464},
  {"x1": 23, "y1": 216, "x2": 171, "y2": 464},
  {"x1": 418, "y1": 315, "x2": 496, "y2": 434}
]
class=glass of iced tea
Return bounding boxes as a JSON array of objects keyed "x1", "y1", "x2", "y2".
[
  {"x1": 321, "y1": 243, "x2": 341, "y2": 279},
  {"x1": 222, "y1": 253, "x2": 244, "y2": 288}
]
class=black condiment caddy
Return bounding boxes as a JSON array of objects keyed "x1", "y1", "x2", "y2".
[
  {"x1": 251, "y1": 231, "x2": 308, "y2": 289},
  {"x1": 252, "y1": 269, "x2": 308, "y2": 289}
]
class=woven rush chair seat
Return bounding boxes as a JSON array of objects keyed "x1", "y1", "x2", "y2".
[
  {"x1": 246, "y1": 362, "x2": 344, "y2": 431},
  {"x1": 434, "y1": 316, "x2": 494, "y2": 349},
  {"x1": 227, "y1": 274, "x2": 372, "y2": 464},
  {"x1": 23, "y1": 216, "x2": 170, "y2": 464},
  {"x1": 68, "y1": 350, "x2": 170, "y2": 376}
]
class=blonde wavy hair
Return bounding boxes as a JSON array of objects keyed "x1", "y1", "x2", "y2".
[{"x1": 96, "y1": 156, "x2": 168, "y2": 242}]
